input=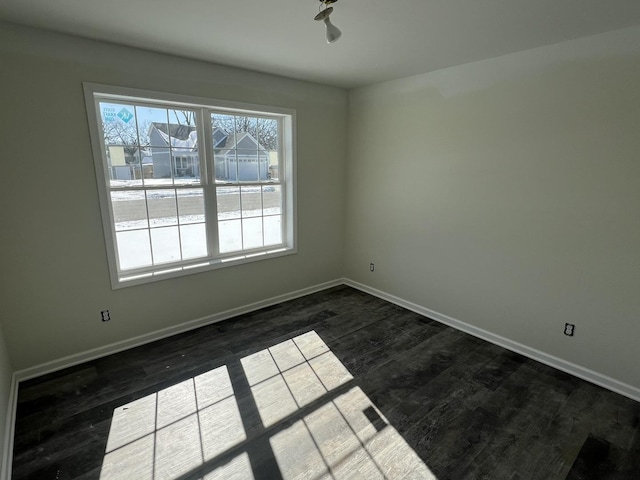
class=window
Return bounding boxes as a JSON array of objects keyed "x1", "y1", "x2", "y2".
[{"x1": 84, "y1": 84, "x2": 296, "y2": 288}]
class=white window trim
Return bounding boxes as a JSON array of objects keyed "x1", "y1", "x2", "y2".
[{"x1": 83, "y1": 83, "x2": 297, "y2": 289}]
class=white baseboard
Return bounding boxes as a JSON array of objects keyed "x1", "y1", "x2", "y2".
[
  {"x1": 14, "y1": 278, "x2": 343, "y2": 383},
  {"x1": 1, "y1": 373, "x2": 18, "y2": 480},
  {"x1": 343, "y1": 278, "x2": 640, "y2": 403}
]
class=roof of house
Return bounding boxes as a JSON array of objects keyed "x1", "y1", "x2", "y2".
[
  {"x1": 152, "y1": 123, "x2": 194, "y2": 140},
  {"x1": 149, "y1": 123, "x2": 268, "y2": 153}
]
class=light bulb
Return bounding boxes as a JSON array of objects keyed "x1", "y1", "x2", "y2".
[
  {"x1": 324, "y1": 18, "x2": 342, "y2": 43},
  {"x1": 314, "y1": 6, "x2": 342, "y2": 44}
]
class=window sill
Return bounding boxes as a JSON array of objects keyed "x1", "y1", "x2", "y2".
[{"x1": 113, "y1": 247, "x2": 296, "y2": 289}]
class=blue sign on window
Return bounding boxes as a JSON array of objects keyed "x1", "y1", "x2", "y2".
[{"x1": 118, "y1": 108, "x2": 134, "y2": 123}]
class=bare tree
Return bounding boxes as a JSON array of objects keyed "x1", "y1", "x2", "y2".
[
  {"x1": 102, "y1": 121, "x2": 139, "y2": 158},
  {"x1": 102, "y1": 117, "x2": 155, "y2": 163},
  {"x1": 172, "y1": 110, "x2": 196, "y2": 126}
]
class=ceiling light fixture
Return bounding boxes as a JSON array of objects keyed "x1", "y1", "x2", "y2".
[{"x1": 314, "y1": 0, "x2": 342, "y2": 44}]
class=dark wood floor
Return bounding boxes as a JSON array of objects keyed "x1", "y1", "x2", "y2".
[{"x1": 11, "y1": 285, "x2": 640, "y2": 479}]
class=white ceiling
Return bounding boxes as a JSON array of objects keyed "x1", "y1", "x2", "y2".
[{"x1": 2, "y1": 0, "x2": 640, "y2": 88}]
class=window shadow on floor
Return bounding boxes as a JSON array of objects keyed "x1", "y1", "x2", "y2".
[{"x1": 98, "y1": 330, "x2": 436, "y2": 480}]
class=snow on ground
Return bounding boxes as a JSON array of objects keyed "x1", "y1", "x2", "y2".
[
  {"x1": 109, "y1": 181, "x2": 282, "y2": 270},
  {"x1": 117, "y1": 214, "x2": 282, "y2": 270}
]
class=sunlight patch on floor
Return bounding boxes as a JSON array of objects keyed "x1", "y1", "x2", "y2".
[
  {"x1": 271, "y1": 387, "x2": 435, "y2": 480},
  {"x1": 242, "y1": 331, "x2": 354, "y2": 428},
  {"x1": 100, "y1": 331, "x2": 436, "y2": 480},
  {"x1": 101, "y1": 365, "x2": 246, "y2": 480}
]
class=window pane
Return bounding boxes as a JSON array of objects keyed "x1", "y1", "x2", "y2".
[
  {"x1": 243, "y1": 217, "x2": 263, "y2": 249},
  {"x1": 236, "y1": 150, "x2": 260, "y2": 182},
  {"x1": 177, "y1": 189, "x2": 204, "y2": 224},
  {"x1": 257, "y1": 118, "x2": 278, "y2": 150},
  {"x1": 150, "y1": 227, "x2": 181, "y2": 264},
  {"x1": 214, "y1": 150, "x2": 237, "y2": 182},
  {"x1": 264, "y1": 215, "x2": 282, "y2": 246},
  {"x1": 258, "y1": 151, "x2": 270, "y2": 181},
  {"x1": 168, "y1": 110, "x2": 198, "y2": 143},
  {"x1": 219, "y1": 219, "x2": 242, "y2": 253},
  {"x1": 100, "y1": 102, "x2": 138, "y2": 147},
  {"x1": 241, "y1": 186, "x2": 262, "y2": 218},
  {"x1": 262, "y1": 185, "x2": 281, "y2": 215},
  {"x1": 217, "y1": 187, "x2": 240, "y2": 220},
  {"x1": 212, "y1": 113, "x2": 236, "y2": 148},
  {"x1": 266, "y1": 151, "x2": 279, "y2": 181},
  {"x1": 111, "y1": 191, "x2": 148, "y2": 231},
  {"x1": 144, "y1": 147, "x2": 173, "y2": 186},
  {"x1": 107, "y1": 148, "x2": 143, "y2": 188},
  {"x1": 180, "y1": 224, "x2": 207, "y2": 260},
  {"x1": 116, "y1": 230, "x2": 152, "y2": 270},
  {"x1": 147, "y1": 189, "x2": 177, "y2": 227},
  {"x1": 144, "y1": 109, "x2": 200, "y2": 186},
  {"x1": 137, "y1": 106, "x2": 169, "y2": 146},
  {"x1": 234, "y1": 116, "x2": 258, "y2": 146},
  {"x1": 172, "y1": 149, "x2": 201, "y2": 185}
]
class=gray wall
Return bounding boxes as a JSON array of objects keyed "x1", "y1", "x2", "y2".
[
  {"x1": 0, "y1": 321, "x2": 12, "y2": 477},
  {"x1": 345, "y1": 27, "x2": 640, "y2": 390},
  {"x1": 0, "y1": 23, "x2": 347, "y2": 370}
]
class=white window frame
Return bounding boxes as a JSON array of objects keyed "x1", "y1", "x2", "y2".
[{"x1": 84, "y1": 83, "x2": 296, "y2": 289}]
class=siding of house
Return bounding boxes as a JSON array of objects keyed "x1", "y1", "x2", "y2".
[
  {"x1": 151, "y1": 151, "x2": 173, "y2": 178},
  {"x1": 148, "y1": 127, "x2": 174, "y2": 178},
  {"x1": 214, "y1": 132, "x2": 271, "y2": 182}
]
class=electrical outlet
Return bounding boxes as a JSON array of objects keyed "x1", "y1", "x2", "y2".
[
  {"x1": 101, "y1": 310, "x2": 111, "y2": 322},
  {"x1": 564, "y1": 323, "x2": 575, "y2": 336},
  {"x1": 369, "y1": 263, "x2": 375, "y2": 272}
]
